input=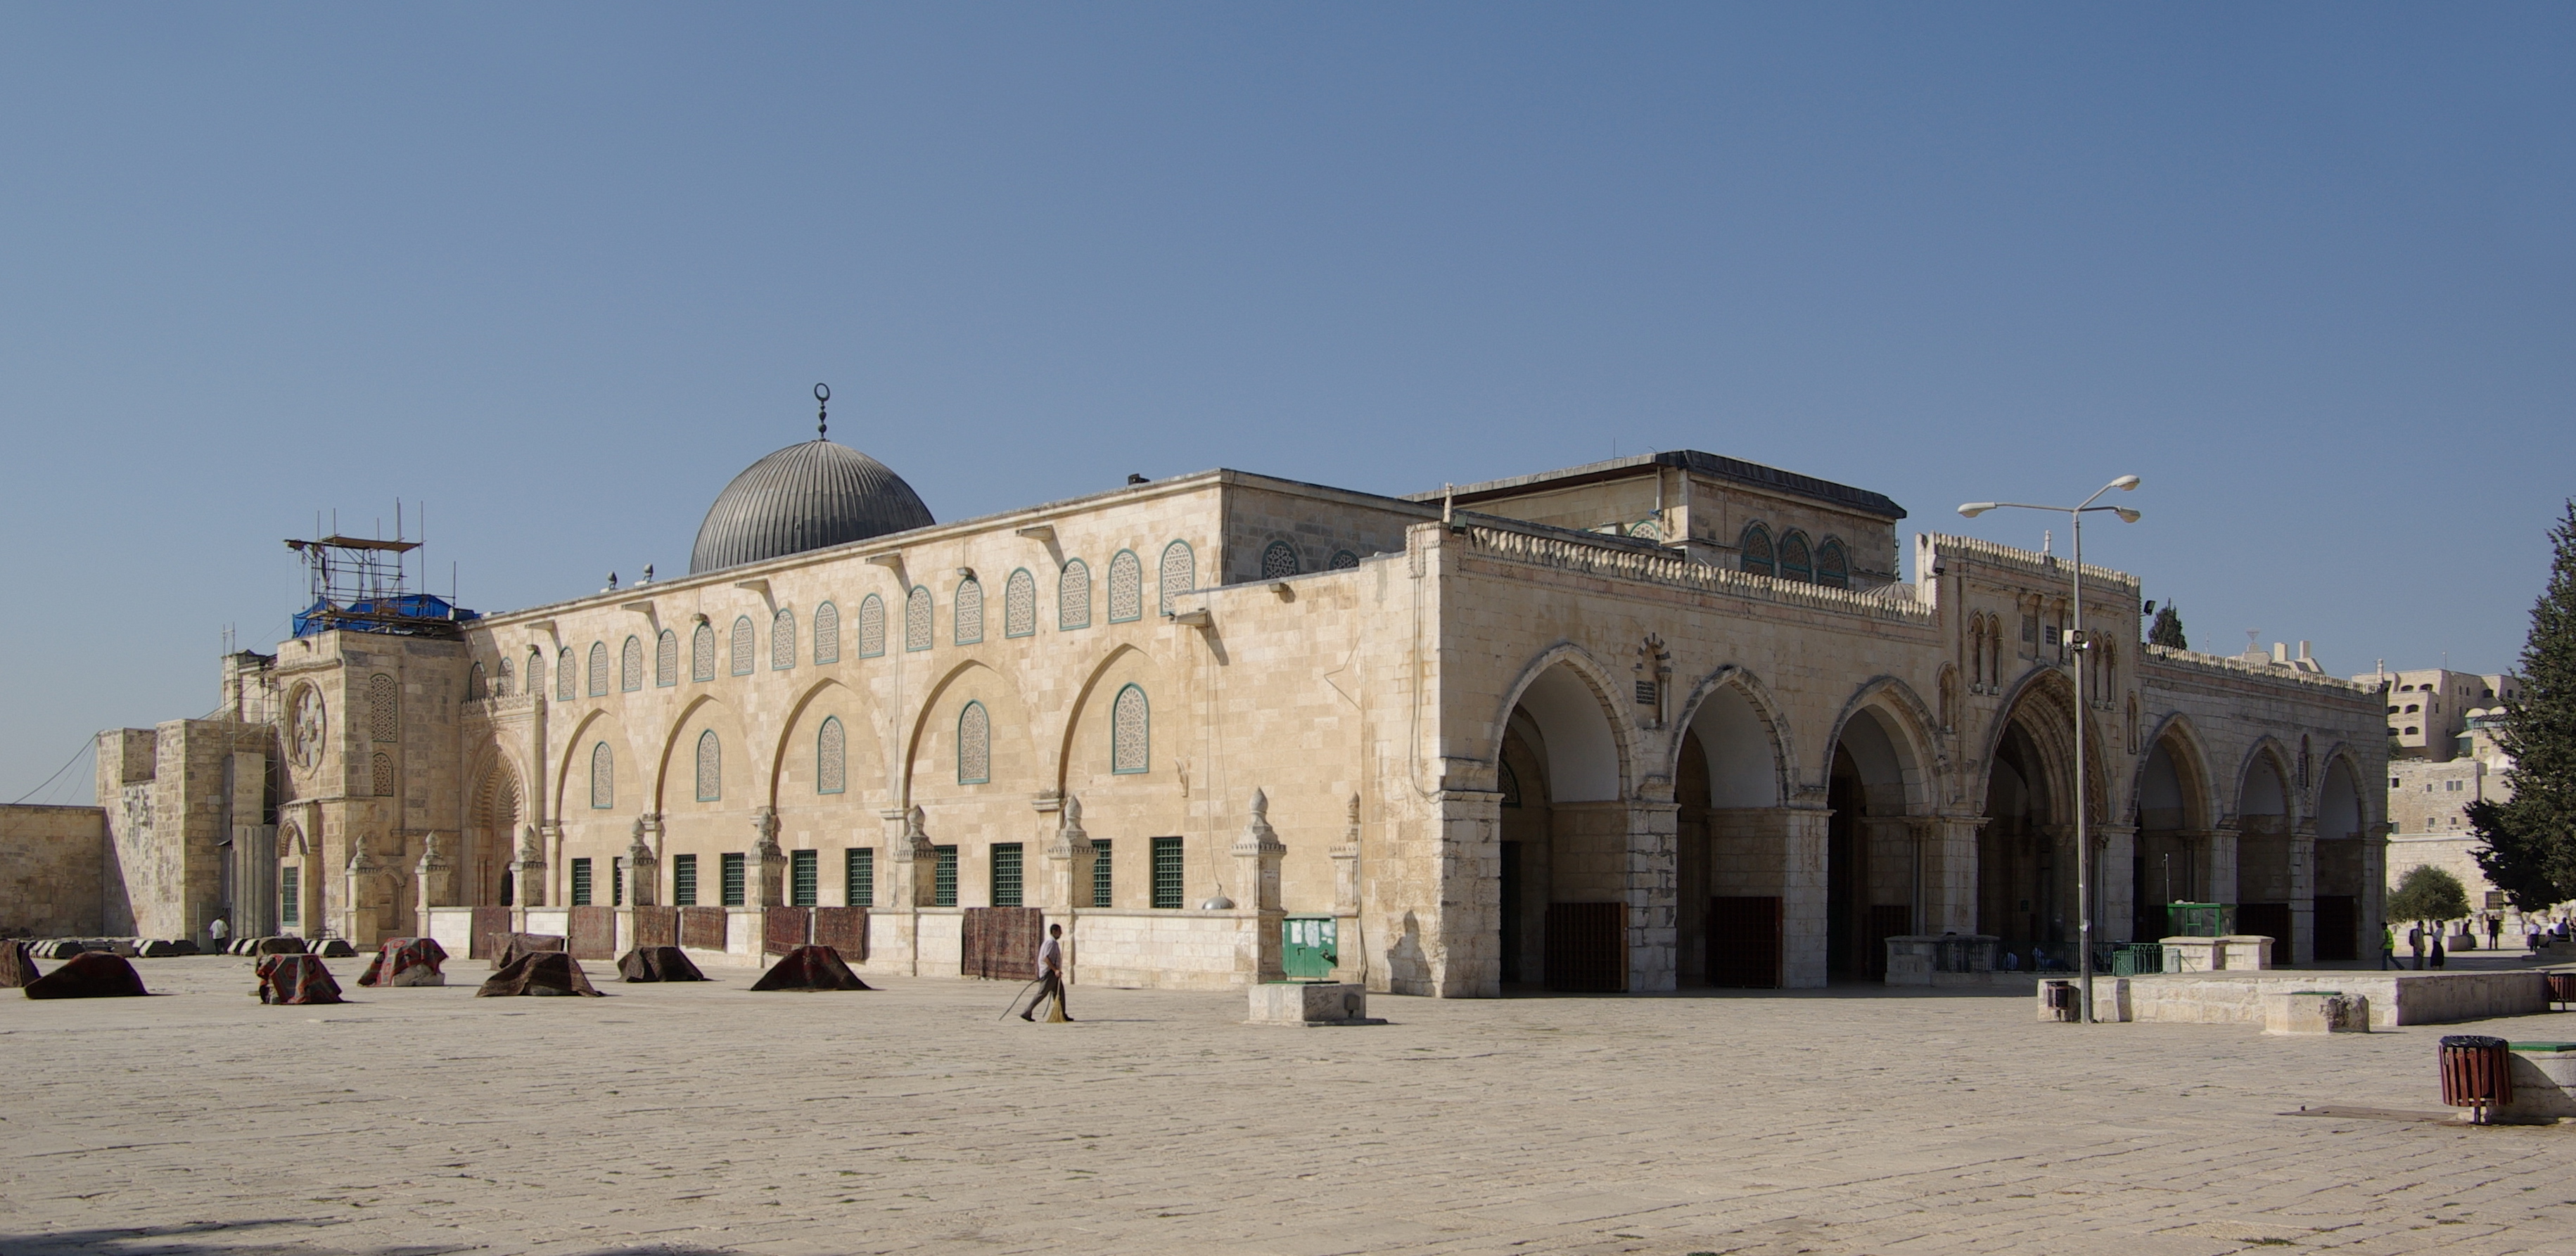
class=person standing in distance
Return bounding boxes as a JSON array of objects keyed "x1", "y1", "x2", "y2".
[{"x1": 1023, "y1": 923, "x2": 1071, "y2": 1022}]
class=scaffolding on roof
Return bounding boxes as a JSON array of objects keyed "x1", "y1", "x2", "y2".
[{"x1": 286, "y1": 533, "x2": 477, "y2": 640}]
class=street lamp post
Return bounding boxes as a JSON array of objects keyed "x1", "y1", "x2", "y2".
[{"x1": 1958, "y1": 475, "x2": 2141, "y2": 1023}]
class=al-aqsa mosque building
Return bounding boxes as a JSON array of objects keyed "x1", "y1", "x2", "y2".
[{"x1": 44, "y1": 399, "x2": 2389, "y2": 995}]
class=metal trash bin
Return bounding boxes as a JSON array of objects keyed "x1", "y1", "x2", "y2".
[
  {"x1": 2440, "y1": 1034, "x2": 2514, "y2": 1122},
  {"x1": 2039, "y1": 979, "x2": 2078, "y2": 1023}
]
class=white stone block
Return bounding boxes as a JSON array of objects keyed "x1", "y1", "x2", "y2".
[
  {"x1": 1249, "y1": 982, "x2": 1383, "y2": 1025},
  {"x1": 2260, "y1": 990, "x2": 2368, "y2": 1034}
]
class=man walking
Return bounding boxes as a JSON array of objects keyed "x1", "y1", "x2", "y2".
[
  {"x1": 2380, "y1": 923, "x2": 2397, "y2": 970},
  {"x1": 2409, "y1": 922, "x2": 2426, "y2": 970},
  {"x1": 1022, "y1": 923, "x2": 1071, "y2": 1022}
]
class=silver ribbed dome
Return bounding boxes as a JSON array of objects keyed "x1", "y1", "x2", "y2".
[{"x1": 688, "y1": 440, "x2": 935, "y2": 575}]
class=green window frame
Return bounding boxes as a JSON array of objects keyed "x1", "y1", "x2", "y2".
[
  {"x1": 990, "y1": 842, "x2": 1024, "y2": 907},
  {"x1": 933, "y1": 845, "x2": 958, "y2": 907},
  {"x1": 845, "y1": 847, "x2": 874, "y2": 907},
  {"x1": 1738, "y1": 523, "x2": 1775, "y2": 577},
  {"x1": 790, "y1": 849, "x2": 819, "y2": 907},
  {"x1": 673, "y1": 853, "x2": 699, "y2": 906},
  {"x1": 611, "y1": 857, "x2": 626, "y2": 907},
  {"x1": 695, "y1": 729, "x2": 720, "y2": 802},
  {"x1": 954, "y1": 575, "x2": 983, "y2": 645},
  {"x1": 1090, "y1": 838, "x2": 1112, "y2": 908},
  {"x1": 720, "y1": 852, "x2": 747, "y2": 906},
  {"x1": 1111, "y1": 683, "x2": 1149, "y2": 774},
  {"x1": 1150, "y1": 836, "x2": 1183, "y2": 909},
  {"x1": 1107, "y1": 550, "x2": 1143, "y2": 622},
  {"x1": 856, "y1": 594, "x2": 886, "y2": 658},
  {"x1": 570, "y1": 857, "x2": 594, "y2": 907},
  {"x1": 957, "y1": 701, "x2": 990, "y2": 785},
  {"x1": 1059, "y1": 558, "x2": 1092, "y2": 630},
  {"x1": 280, "y1": 865, "x2": 300, "y2": 926},
  {"x1": 1003, "y1": 568, "x2": 1037, "y2": 638},
  {"x1": 817, "y1": 716, "x2": 846, "y2": 795}
]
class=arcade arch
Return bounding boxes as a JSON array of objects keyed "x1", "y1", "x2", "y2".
[
  {"x1": 1493, "y1": 657, "x2": 1631, "y2": 990},
  {"x1": 1977, "y1": 675, "x2": 2100, "y2": 966},
  {"x1": 2131, "y1": 722, "x2": 2214, "y2": 941},
  {"x1": 2313, "y1": 754, "x2": 2367, "y2": 961},
  {"x1": 1671, "y1": 678, "x2": 1785, "y2": 986},
  {"x1": 1825, "y1": 700, "x2": 1923, "y2": 979},
  {"x1": 2233, "y1": 747, "x2": 2295, "y2": 956}
]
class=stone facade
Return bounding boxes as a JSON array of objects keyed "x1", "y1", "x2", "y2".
[
  {"x1": 56, "y1": 449, "x2": 2387, "y2": 992},
  {"x1": 0, "y1": 804, "x2": 106, "y2": 936}
]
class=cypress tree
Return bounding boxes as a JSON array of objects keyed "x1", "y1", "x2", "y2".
[
  {"x1": 2147, "y1": 601, "x2": 2188, "y2": 650},
  {"x1": 2468, "y1": 500, "x2": 2576, "y2": 908}
]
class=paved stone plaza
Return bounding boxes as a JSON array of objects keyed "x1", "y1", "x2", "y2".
[{"x1": 5, "y1": 957, "x2": 2572, "y2": 1256}]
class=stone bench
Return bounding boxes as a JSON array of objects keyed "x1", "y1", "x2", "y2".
[{"x1": 1249, "y1": 982, "x2": 1384, "y2": 1026}]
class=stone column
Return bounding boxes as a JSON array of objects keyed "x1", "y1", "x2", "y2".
[
  {"x1": 1330, "y1": 794, "x2": 1363, "y2": 985},
  {"x1": 1232, "y1": 790, "x2": 1287, "y2": 985},
  {"x1": 1779, "y1": 806, "x2": 1831, "y2": 989},
  {"x1": 2362, "y1": 821, "x2": 2390, "y2": 942},
  {"x1": 343, "y1": 831, "x2": 378, "y2": 945},
  {"x1": 751, "y1": 807, "x2": 786, "y2": 907},
  {"x1": 890, "y1": 805, "x2": 939, "y2": 908},
  {"x1": 2097, "y1": 823, "x2": 2136, "y2": 944},
  {"x1": 413, "y1": 831, "x2": 455, "y2": 930},
  {"x1": 2288, "y1": 819, "x2": 2317, "y2": 966},
  {"x1": 2207, "y1": 825, "x2": 2240, "y2": 914},
  {"x1": 1913, "y1": 816, "x2": 1983, "y2": 935},
  {"x1": 627, "y1": 815, "x2": 661, "y2": 908},
  {"x1": 1038, "y1": 793, "x2": 1090, "y2": 915},
  {"x1": 1427, "y1": 788, "x2": 1503, "y2": 998},
  {"x1": 1627, "y1": 799, "x2": 1681, "y2": 993},
  {"x1": 532, "y1": 822, "x2": 562, "y2": 909}
]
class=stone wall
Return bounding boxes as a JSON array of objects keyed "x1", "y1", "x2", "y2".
[
  {"x1": 0, "y1": 804, "x2": 105, "y2": 935},
  {"x1": 2128, "y1": 970, "x2": 2546, "y2": 1028}
]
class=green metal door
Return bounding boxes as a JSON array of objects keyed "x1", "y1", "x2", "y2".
[{"x1": 1282, "y1": 916, "x2": 1336, "y2": 980}]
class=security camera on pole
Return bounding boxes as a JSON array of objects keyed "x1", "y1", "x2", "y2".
[{"x1": 1958, "y1": 475, "x2": 2142, "y2": 1023}]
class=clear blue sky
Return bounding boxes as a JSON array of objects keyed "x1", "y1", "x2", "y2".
[{"x1": 5, "y1": 5, "x2": 2570, "y2": 804}]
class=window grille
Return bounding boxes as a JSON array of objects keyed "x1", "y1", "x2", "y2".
[
  {"x1": 570, "y1": 857, "x2": 594, "y2": 906},
  {"x1": 1778, "y1": 532, "x2": 1812, "y2": 582},
  {"x1": 587, "y1": 643, "x2": 609, "y2": 696},
  {"x1": 1159, "y1": 541, "x2": 1194, "y2": 615},
  {"x1": 720, "y1": 852, "x2": 746, "y2": 906},
  {"x1": 696, "y1": 730, "x2": 720, "y2": 802},
  {"x1": 905, "y1": 587, "x2": 931, "y2": 651},
  {"x1": 372, "y1": 752, "x2": 394, "y2": 797},
  {"x1": 814, "y1": 602, "x2": 839, "y2": 663},
  {"x1": 673, "y1": 853, "x2": 699, "y2": 906},
  {"x1": 589, "y1": 742, "x2": 613, "y2": 809},
  {"x1": 1738, "y1": 524, "x2": 1775, "y2": 577},
  {"x1": 621, "y1": 636, "x2": 643, "y2": 691},
  {"x1": 528, "y1": 651, "x2": 545, "y2": 701},
  {"x1": 1090, "y1": 838, "x2": 1113, "y2": 908},
  {"x1": 990, "y1": 842, "x2": 1024, "y2": 907},
  {"x1": 559, "y1": 648, "x2": 577, "y2": 701},
  {"x1": 1635, "y1": 680, "x2": 1657, "y2": 705},
  {"x1": 279, "y1": 866, "x2": 300, "y2": 926},
  {"x1": 1107, "y1": 551, "x2": 1142, "y2": 622},
  {"x1": 933, "y1": 845, "x2": 958, "y2": 906},
  {"x1": 1628, "y1": 518, "x2": 1661, "y2": 541},
  {"x1": 790, "y1": 849, "x2": 819, "y2": 907},
  {"x1": 1111, "y1": 684, "x2": 1149, "y2": 774},
  {"x1": 772, "y1": 608, "x2": 796, "y2": 669},
  {"x1": 656, "y1": 630, "x2": 678, "y2": 686},
  {"x1": 1499, "y1": 762, "x2": 1522, "y2": 808},
  {"x1": 817, "y1": 717, "x2": 846, "y2": 795},
  {"x1": 857, "y1": 594, "x2": 886, "y2": 658},
  {"x1": 1262, "y1": 540, "x2": 1299, "y2": 579},
  {"x1": 369, "y1": 673, "x2": 399, "y2": 741},
  {"x1": 958, "y1": 702, "x2": 990, "y2": 784},
  {"x1": 1815, "y1": 539, "x2": 1849, "y2": 589},
  {"x1": 1003, "y1": 569, "x2": 1036, "y2": 637},
  {"x1": 1059, "y1": 560, "x2": 1092, "y2": 629},
  {"x1": 612, "y1": 857, "x2": 625, "y2": 907},
  {"x1": 845, "y1": 847, "x2": 874, "y2": 907},
  {"x1": 1329, "y1": 549, "x2": 1360, "y2": 570},
  {"x1": 692, "y1": 623, "x2": 716, "y2": 681},
  {"x1": 1150, "y1": 836, "x2": 1183, "y2": 909},
  {"x1": 730, "y1": 616, "x2": 754, "y2": 675},
  {"x1": 955, "y1": 577, "x2": 983, "y2": 645}
]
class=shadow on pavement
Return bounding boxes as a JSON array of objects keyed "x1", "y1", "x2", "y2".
[{"x1": 1, "y1": 1223, "x2": 733, "y2": 1256}]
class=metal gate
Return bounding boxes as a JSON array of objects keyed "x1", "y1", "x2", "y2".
[
  {"x1": 1707, "y1": 896, "x2": 1781, "y2": 989},
  {"x1": 2313, "y1": 896, "x2": 2359, "y2": 961},
  {"x1": 1545, "y1": 902, "x2": 1626, "y2": 992}
]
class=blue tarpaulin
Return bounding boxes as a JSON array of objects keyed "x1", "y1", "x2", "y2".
[{"x1": 291, "y1": 594, "x2": 480, "y2": 639}]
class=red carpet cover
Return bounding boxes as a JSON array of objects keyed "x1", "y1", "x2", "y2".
[
  {"x1": 255, "y1": 954, "x2": 344, "y2": 1004},
  {"x1": 477, "y1": 951, "x2": 604, "y2": 997},
  {"x1": 0, "y1": 940, "x2": 35, "y2": 988},
  {"x1": 25, "y1": 951, "x2": 150, "y2": 999},
  {"x1": 749, "y1": 944, "x2": 872, "y2": 992},
  {"x1": 357, "y1": 937, "x2": 449, "y2": 987},
  {"x1": 616, "y1": 946, "x2": 708, "y2": 982}
]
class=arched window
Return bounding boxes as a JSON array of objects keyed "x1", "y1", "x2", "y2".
[
  {"x1": 1628, "y1": 518, "x2": 1661, "y2": 542},
  {"x1": 813, "y1": 602, "x2": 840, "y2": 664},
  {"x1": 371, "y1": 752, "x2": 395, "y2": 797},
  {"x1": 656, "y1": 630, "x2": 678, "y2": 687},
  {"x1": 695, "y1": 730, "x2": 721, "y2": 802},
  {"x1": 856, "y1": 594, "x2": 886, "y2": 658},
  {"x1": 1111, "y1": 684, "x2": 1149, "y2": 774},
  {"x1": 1329, "y1": 549, "x2": 1360, "y2": 571},
  {"x1": 589, "y1": 742, "x2": 613, "y2": 809},
  {"x1": 1499, "y1": 760, "x2": 1522, "y2": 808},
  {"x1": 587, "y1": 643, "x2": 609, "y2": 696},
  {"x1": 1159, "y1": 540, "x2": 1194, "y2": 615},
  {"x1": 729, "y1": 616, "x2": 755, "y2": 676},
  {"x1": 527, "y1": 650, "x2": 544, "y2": 702},
  {"x1": 1059, "y1": 560, "x2": 1092, "y2": 629},
  {"x1": 904, "y1": 587, "x2": 932, "y2": 651},
  {"x1": 1778, "y1": 532, "x2": 1813, "y2": 583},
  {"x1": 468, "y1": 662, "x2": 487, "y2": 700},
  {"x1": 1738, "y1": 524, "x2": 1775, "y2": 577},
  {"x1": 955, "y1": 577, "x2": 984, "y2": 645},
  {"x1": 1003, "y1": 570, "x2": 1036, "y2": 638},
  {"x1": 1107, "y1": 551, "x2": 1143, "y2": 623},
  {"x1": 1969, "y1": 615, "x2": 1987, "y2": 688},
  {"x1": 495, "y1": 657, "x2": 513, "y2": 696},
  {"x1": 369, "y1": 673, "x2": 399, "y2": 741},
  {"x1": 772, "y1": 608, "x2": 797, "y2": 669},
  {"x1": 557, "y1": 648, "x2": 576, "y2": 701},
  {"x1": 957, "y1": 702, "x2": 990, "y2": 785},
  {"x1": 620, "y1": 636, "x2": 644, "y2": 691},
  {"x1": 817, "y1": 717, "x2": 846, "y2": 795},
  {"x1": 1815, "y1": 539, "x2": 1849, "y2": 589},
  {"x1": 691, "y1": 622, "x2": 716, "y2": 681},
  {"x1": 1262, "y1": 540, "x2": 1299, "y2": 579}
]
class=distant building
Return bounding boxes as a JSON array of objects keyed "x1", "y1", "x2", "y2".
[
  {"x1": 2352, "y1": 666, "x2": 2522, "y2": 762},
  {"x1": 2348, "y1": 665, "x2": 2546, "y2": 920}
]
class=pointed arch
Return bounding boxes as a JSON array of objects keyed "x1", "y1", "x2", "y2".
[
  {"x1": 1664, "y1": 665, "x2": 1794, "y2": 808},
  {"x1": 1737, "y1": 523, "x2": 1775, "y2": 577},
  {"x1": 2233, "y1": 735, "x2": 2300, "y2": 828},
  {"x1": 2131, "y1": 711, "x2": 2221, "y2": 835},
  {"x1": 1822, "y1": 676, "x2": 1944, "y2": 812},
  {"x1": 813, "y1": 601, "x2": 841, "y2": 664},
  {"x1": 767, "y1": 676, "x2": 883, "y2": 810},
  {"x1": 1486, "y1": 644, "x2": 1637, "y2": 803},
  {"x1": 772, "y1": 607, "x2": 798, "y2": 670},
  {"x1": 656, "y1": 629, "x2": 679, "y2": 687},
  {"x1": 1051, "y1": 642, "x2": 1173, "y2": 796}
]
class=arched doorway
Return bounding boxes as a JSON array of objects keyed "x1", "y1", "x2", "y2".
[
  {"x1": 1494, "y1": 661, "x2": 1627, "y2": 992},
  {"x1": 469, "y1": 764, "x2": 522, "y2": 906},
  {"x1": 1980, "y1": 681, "x2": 2092, "y2": 968},
  {"x1": 1673, "y1": 683, "x2": 1783, "y2": 986},
  {"x1": 2234, "y1": 753, "x2": 2294, "y2": 958},
  {"x1": 2314, "y1": 757, "x2": 2366, "y2": 960},
  {"x1": 2131, "y1": 727, "x2": 2212, "y2": 942},
  {"x1": 1825, "y1": 707, "x2": 1918, "y2": 980}
]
